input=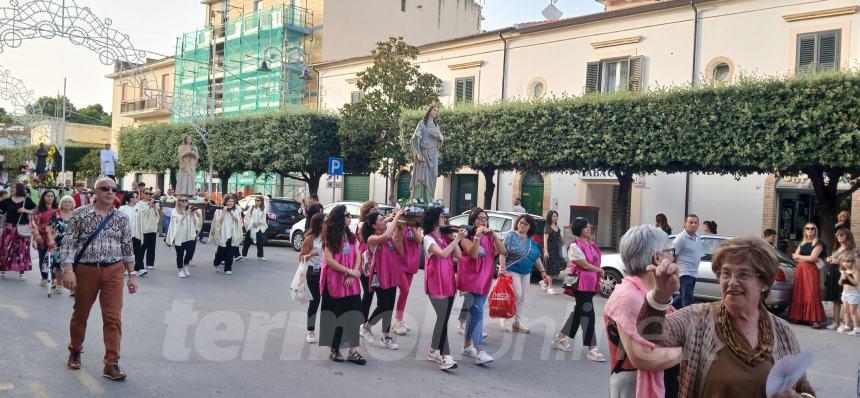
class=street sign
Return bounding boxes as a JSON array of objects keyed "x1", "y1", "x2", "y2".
[{"x1": 328, "y1": 157, "x2": 344, "y2": 176}]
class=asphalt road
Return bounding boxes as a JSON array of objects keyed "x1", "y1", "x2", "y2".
[{"x1": 0, "y1": 240, "x2": 858, "y2": 397}]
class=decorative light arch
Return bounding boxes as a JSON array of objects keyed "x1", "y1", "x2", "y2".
[
  {"x1": 0, "y1": 64, "x2": 50, "y2": 125},
  {"x1": 0, "y1": 0, "x2": 212, "y2": 191}
]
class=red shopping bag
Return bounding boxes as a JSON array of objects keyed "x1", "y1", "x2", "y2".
[{"x1": 488, "y1": 274, "x2": 517, "y2": 319}]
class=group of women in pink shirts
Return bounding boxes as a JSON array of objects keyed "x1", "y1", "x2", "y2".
[{"x1": 313, "y1": 203, "x2": 501, "y2": 370}]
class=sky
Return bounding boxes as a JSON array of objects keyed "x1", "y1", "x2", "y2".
[{"x1": 0, "y1": 0, "x2": 604, "y2": 114}]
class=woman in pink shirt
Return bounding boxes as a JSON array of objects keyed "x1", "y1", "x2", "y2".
[
  {"x1": 393, "y1": 225, "x2": 423, "y2": 336},
  {"x1": 319, "y1": 205, "x2": 366, "y2": 365},
  {"x1": 422, "y1": 206, "x2": 465, "y2": 371},
  {"x1": 360, "y1": 210, "x2": 405, "y2": 350},
  {"x1": 458, "y1": 207, "x2": 504, "y2": 365}
]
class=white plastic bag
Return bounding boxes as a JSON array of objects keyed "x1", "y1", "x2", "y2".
[{"x1": 290, "y1": 259, "x2": 311, "y2": 303}]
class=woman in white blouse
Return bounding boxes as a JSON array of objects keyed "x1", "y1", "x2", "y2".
[
  {"x1": 166, "y1": 195, "x2": 203, "y2": 278},
  {"x1": 119, "y1": 192, "x2": 140, "y2": 274},
  {"x1": 241, "y1": 196, "x2": 267, "y2": 261},
  {"x1": 210, "y1": 195, "x2": 243, "y2": 275},
  {"x1": 134, "y1": 189, "x2": 162, "y2": 276}
]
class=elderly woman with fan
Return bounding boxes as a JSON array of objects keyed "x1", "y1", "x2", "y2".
[{"x1": 642, "y1": 236, "x2": 816, "y2": 397}]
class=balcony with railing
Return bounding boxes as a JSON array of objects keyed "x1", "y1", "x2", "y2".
[{"x1": 119, "y1": 93, "x2": 173, "y2": 118}]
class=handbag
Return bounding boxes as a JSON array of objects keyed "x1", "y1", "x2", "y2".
[
  {"x1": 562, "y1": 274, "x2": 579, "y2": 297},
  {"x1": 290, "y1": 258, "x2": 312, "y2": 303},
  {"x1": 16, "y1": 213, "x2": 32, "y2": 238}
]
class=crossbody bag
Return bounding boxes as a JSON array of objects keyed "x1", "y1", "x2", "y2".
[{"x1": 74, "y1": 211, "x2": 116, "y2": 264}]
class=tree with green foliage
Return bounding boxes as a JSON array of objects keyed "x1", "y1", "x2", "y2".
[
  {"x1": 26, "y1": 96, "x2": 110, "y2": 126},
  {"x1": 402, "y1": 72, "x2": 860, "y2": 247},
  {"x1": 74, "y1": 149, "x2": 127, "y2": 180},
  {"x1": 339, "y1": 37, "x2": 441, "y2": 204},
  {"x1": 0, "y1": 107, "x2": 13, "y2": 124}
]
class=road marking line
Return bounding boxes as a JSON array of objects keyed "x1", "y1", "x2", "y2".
[
  {"x1": 75, "y1": 369, "x2": 105, "y2": 394},
  {"x1": 0, "y1": 383, "x2": 13, "y2": 391},
  {"x1": 33, "y1": 331, "x2": 58, "y2": 348},
  {"x1": 0, "y1": 304, "x2": 30, "y2": 319},
  {"x1": 28, "y1": 381, "x2": 48, "y2": 398}
]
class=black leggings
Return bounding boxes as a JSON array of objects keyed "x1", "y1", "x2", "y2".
[
  {"x1": 214, "y1": 239, "x2": 234, "y2": 272},
  {"x1": 38, "y1": 247, "x2": 60, "y2": 280},
  {"x1": 241, "y1": 230, "x2": 265, "y2": 258},
  {"x1": 306, "y1": 268, "x2": 321, "y2": 331},
  {"x1": 563, "y1": 291, "x2": 597, "y2": 346},
  {"x1": 360, "y1": 275, "x2": 374, "y2": 322},
  {"x1": 135, "y1": 232, "x2": 156, "y2": 270},
  {"x1": 429, "y1": 296, "x2": 455, "y2": 356},
  {"x1": 174, "y1": 240, "x2": 197, "y2": 269},
  {"x1": 367, "y1": 287, "x2": 397, "y2": 334}
]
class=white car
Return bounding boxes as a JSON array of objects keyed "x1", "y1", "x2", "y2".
[
  {"x1": 287, "y1": 201, "x2": 393, "y2": 251},
  {"x1": 598, "y1": 234, "x2": 796, "y2": 314}
]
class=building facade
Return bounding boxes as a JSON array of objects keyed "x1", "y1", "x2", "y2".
[{"x1": 313, "y1": 0, "x2": 860, "y2": 247}]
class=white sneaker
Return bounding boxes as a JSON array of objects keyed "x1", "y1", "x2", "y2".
[
  {"x1": 382, "y1": 337, "x2": 399, "y2": 350},
  {"x1": 235, "y1": 256, "x2": 244, "y2": 262},
  {"x1": 427, "y1": 349, "x2": 443, "y2": 364},
  {"x1": 305, "y1": 331, "x2": 317, "y2": 343},
  {"x1": 837, "y1": 324, "x2": 851, "y2": 333},
  {"x1": 359, "y1": 326, "x2": 375, "y2": 342},
  {"x1": 183, "y1": 268, "x2": 191, "y2": 277},
  {"x1": 146, "y1": 265, "x2": 155, "y2": 270},
  {"x1": 225, "y1": 271, "x2": 233, "y2": 276},
  {"x1": 475, "y1": 350, "x2": 494, "y2": 365},
  {"x1": 258, "y1": 257, "x2": 266, "y2": 261},
  {"x1": 826, "y1": 323, "x2": 839, "y2": 330},
  {"x1": 138, "y1": 269, "x2": 149, "y2": 277},
  {"x1": 178, "y1": 270, "x2": 187, "y2": 278},
  {"x1": 393, "y1": 321, "x2": 408, "y2": 336},
  {"x1": 440, "y1": 355, "x2": 458, "y2": 370},
  {"x1": 551, "y1": 335, "x2": 573, "y2": 352},
  {"x1": 457, "y1": 322, "x2": 465, "y2": 335},
  {"x1": 850, "y1": 327, "x2": 860, "y2": 336},
  {"x1": 462, "y1": 345, "x2": 478, "y2": 358}
]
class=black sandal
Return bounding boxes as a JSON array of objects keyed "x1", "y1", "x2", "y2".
[
  {"x1": 329, "y1": 350, "x2": 344, "y2": 362},
  {"x1": 347, "y1": 351, "x2": 366, "y2": 365}
]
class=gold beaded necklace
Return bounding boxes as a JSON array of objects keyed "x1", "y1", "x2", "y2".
[{"x1": 718, "y1": 301, "x2": 774, "y2": 366}]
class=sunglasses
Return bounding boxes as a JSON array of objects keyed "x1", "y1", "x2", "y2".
[
  {"x1": 179, "y1": 199, "x2": 188, "y2": 202},
  {"x1": 805, "y1": 227, "x2": 816, "y2": 231},
  {"x1": 97, "y1": 186, "x2": 119, "y2": 193},
  {"x1": 344, "y1": 213, "x2": 352, "y2": 218}
]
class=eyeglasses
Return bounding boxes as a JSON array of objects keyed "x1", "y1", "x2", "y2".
[
  {"x1": 659, "y1": 248, "x2": 676, "y2": 257},
  {"x1": 179, "y1": 199, "x2": 188, "y2": 202},
  {"x1": 717, "y1": 270, "x2": 760, "y2": 282},
  {"x1": 96, "y1": 186, "x2": 119, "y2": 193},
  {"x1": 477, "y1": 216, "x2": 489, "y2": 221},
  {"x1": 344, "y1": 213, "x2": 352, "y2": 218}
]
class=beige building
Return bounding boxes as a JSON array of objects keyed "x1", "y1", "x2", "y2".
[
  {"x1": 313, "y1": 0, "x2": 860, "y2": 248},
  {"x1": 31, "y1": 120, "x2": 111, "y2": 147}
]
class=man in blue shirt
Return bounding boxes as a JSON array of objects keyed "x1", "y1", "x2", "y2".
[{"x1": 672, "y1": 214, "x2": 702, "y2": 309}]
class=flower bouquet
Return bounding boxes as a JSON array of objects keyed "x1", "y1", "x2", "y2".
[{"x1": 395, "y1": 198, "x2": 449, "y2": 227}]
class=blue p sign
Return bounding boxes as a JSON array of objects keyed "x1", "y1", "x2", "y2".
[{"x1": 328, "y1": 157, "x2": 344, "y2": 176}]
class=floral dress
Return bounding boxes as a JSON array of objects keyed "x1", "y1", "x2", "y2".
[
  {"x1": 49, "y1": 212, "x2": 70, "y2": 269},
  {"x1": 543, "y1": 225, "x2": 566, "y2": 277}
]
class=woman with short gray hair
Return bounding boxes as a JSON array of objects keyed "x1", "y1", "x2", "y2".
[{"x1": 603, "y1": 225, "x2": 682, "y2": 397}]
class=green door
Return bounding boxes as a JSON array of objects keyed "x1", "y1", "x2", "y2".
[
  {"x1": 451, "y1": 174, "x2": 478, "y2": 215},
  {"x1": 521, "y1": 172, "x2": 544, "y2": 215},
  {"x1": 396, "y1": 172, "x2": 411, "y2": 200},
  {"x1": 343, "y1": 175, "x2": 370, "y2": 202}
]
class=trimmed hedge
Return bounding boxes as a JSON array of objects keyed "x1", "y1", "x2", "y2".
[{"x1": 0, "y1": 145, "x2": 98, "y2": 173}]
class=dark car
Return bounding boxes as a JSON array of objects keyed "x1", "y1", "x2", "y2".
[{"x1": 238, "y1": 196, "x2": 303, "y2": 240}]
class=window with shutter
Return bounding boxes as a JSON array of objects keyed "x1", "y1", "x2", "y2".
[
  {"x1": 627, "y1": 56, "x2": 644, "y2": 92},
  {"x1": 796, "y1": 30, "x2": 840, "y2": 73},
  {"x1": 454, "y1": 76, "x2": 475, "y2": 103},
  {"x1": 585, "y1": 62, "x2": 600, "y2": 93}
]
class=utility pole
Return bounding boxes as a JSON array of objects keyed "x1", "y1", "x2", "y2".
[{"x1": 60, "y1": 78, "x2": 67, "y2": 182}]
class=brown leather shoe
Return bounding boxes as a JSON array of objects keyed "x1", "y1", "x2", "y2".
[
  {"x1": 103, "y1": 363, "x2": 127, "y2": 381},
  {"x1": 67, "y1": 351, "x2": 81, "y2": 370}
]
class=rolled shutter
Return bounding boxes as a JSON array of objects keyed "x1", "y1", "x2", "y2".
[
  {"x1": 627, "y1": 56, "x2": 645, "y2": 92},
  {"x1": 585, "y1": 61, "x2": 600, "y2": 93}
]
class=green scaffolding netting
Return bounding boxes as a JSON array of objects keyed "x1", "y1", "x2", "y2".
[{"x1": 173, "y1": 4, "x2": 311, "y2": 122}]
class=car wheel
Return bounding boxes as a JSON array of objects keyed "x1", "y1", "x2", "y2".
[
  {"x1": 600, "y1": 269, "x2": 623, "y2": 298},
  {"x1": 292, "y1": 231, "x2": 304, "y2": 252}
]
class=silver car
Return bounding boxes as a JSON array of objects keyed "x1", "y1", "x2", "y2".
[{"x1": 598, "y1": 234, "x2": 795, "y2": 314}]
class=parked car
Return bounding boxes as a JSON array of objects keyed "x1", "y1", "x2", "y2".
[
  {"x1": 237, "y1": 195, "x2": 303, "y2": 240},
  {"x1": 598, "y1": 234, "x2": 796, "y2": 313},
  {"x1": 287, "y1": 201, "x2": 394, "y2": 251}
]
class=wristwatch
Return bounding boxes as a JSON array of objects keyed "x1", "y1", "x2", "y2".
[{"x1": 128, "y1": 271, "x2": 137, "y2": 277}]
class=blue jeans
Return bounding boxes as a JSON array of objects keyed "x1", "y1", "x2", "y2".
[
  {"x1": 161, "y1": 215, "x2": 171, "y2": 234},
  {"x1": 672, "y1": 275, "x2": 696, "y2": 309},
  {"x1": 464, "y1": 293, "x2": 486, "y2": 349}
]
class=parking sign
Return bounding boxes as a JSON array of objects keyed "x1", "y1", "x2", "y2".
[{"x1": 328, "y1": 157, "x2": 344, "y2": 176}]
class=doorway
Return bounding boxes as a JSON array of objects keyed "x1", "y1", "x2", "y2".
[
  {"x1": 521, "y1": 172, "x2": 544, "y2": 215},
  {"x1": 451, "y1": 174, "x2": 478, "y2": 215}
]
